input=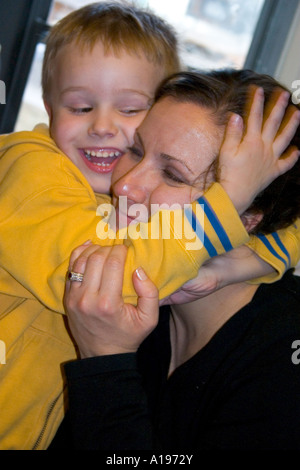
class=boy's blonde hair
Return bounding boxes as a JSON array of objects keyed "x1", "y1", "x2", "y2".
[{"x1": 42, "y1": 1, "x2": 181, "y2": 102}]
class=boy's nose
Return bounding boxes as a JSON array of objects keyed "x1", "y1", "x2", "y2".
[{"x1": 88, "y1": 110, "x2": 118, "y2": 138}]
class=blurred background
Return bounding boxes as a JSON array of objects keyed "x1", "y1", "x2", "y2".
[{"x1": 13, "y1": 0, "x2": 266, "y2": 131}]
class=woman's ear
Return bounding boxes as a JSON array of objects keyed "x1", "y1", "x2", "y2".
[{"x1": 240, "y1": 211, "x2": 263, "y2": 233}]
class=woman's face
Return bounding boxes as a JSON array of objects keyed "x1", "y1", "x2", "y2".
[{"x1": 111, "y1": 97, "x2": 223, "y2": 226}]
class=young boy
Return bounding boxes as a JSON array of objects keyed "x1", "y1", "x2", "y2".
[{"x1": 0, "y1": 2, "x2": 298, "y2": 450}]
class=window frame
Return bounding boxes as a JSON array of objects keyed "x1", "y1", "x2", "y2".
[
  {"x1": 0, "y1": 0, "x2": 52, "y2": 133},
  {"x1": 244, "y1": 0, "x2": 299, "y2": 77},
  {"x1": 0, "y1": 0, "x2": 299, "y2": 133}
]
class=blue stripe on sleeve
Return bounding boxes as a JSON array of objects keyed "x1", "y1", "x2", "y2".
[
  {"x1": 271, "y1": 232, "x2": 291, "y2": 268},
  {"x1": 257, "y1": 233, "x2": 288, "y2": 269},
  {"x1": 184, "y1": 206, "x2": 217, "y2": 257},
  {"x1": 197, "y1": 196, "x2": 233, "y2": 251}
]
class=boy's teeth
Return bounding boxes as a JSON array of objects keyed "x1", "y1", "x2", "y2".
[
  {"x1": 85, "y1": 150, "x2": 120, "y2": 158},
  {"x1": 95, "y1": 162, "x2": 111, "y2": 167}
]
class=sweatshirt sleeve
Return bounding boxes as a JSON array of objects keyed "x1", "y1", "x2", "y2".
[
  {"x1": 245, "y1": 218, "x2": 300, "y2": 284},
  {"x1": 96, "y1": 183, "x2": 250, "y2": 304},
  {"x1": 0, "y1": 135, "x2": 249, "y2": 310},
  {"x1": 0, "y1": 145, "x2": 105, "y2": 313}
]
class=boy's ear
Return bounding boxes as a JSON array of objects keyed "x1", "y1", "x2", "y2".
[{"x1": 240, "y1": 212, "x2": 263, "y2": 233}]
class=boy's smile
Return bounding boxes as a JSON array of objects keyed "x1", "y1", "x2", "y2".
[
  {"x1": 78, "y1": 147, "x2": 123, "y2": 174},
  {"x1": 44, "y1": 41, "x2": 165, "y2": 194}
]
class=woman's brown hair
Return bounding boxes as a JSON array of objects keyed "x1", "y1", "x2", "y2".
[{"x1": 155, "y1": 69, "x2": 300, "y2": 235}]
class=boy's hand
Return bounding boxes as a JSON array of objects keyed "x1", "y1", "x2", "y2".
[
  {"x1": 219, "y1": 87, "x2": 300, "y2": 214},
  {"x1": 159, "y1": 261, "x2": 220, "y2": 305},
  {"x1": 160, "y1": 245, "x2": 275, "y2": 306}
]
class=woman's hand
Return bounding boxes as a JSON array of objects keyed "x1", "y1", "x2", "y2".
[
  {"x1": 64, "y1": 243, "x2": 159, "y2": 358},
  {"x1": 219, "y1": 87, "x2": 300, "y2": 214}
]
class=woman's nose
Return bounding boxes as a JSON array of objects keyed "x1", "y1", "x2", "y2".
[
  {"x1": 113, "y1": 163, "x2": 152, "y2": 205},
  {"x1": 88, "y1": 109, "x2": 118, "y2": 138}
]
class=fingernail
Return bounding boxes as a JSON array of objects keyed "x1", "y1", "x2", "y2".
[
  {"x1": 135, "y1": 267, "x2": 148, "y2": 281},
  {"x1": 83, "y1": 239, "x2": 92, "y2": 245},
  {"x1": 230, "y1": 113, "x2": 242, "y2": 125},
  {"x1": 257, "y1": 87, "x2": 264, "y2": 96},
  {"x1": 282, "y1": 91, "x2": 290, "y2": 101}
]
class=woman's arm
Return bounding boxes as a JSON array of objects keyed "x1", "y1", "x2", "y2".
[
  {"x1": 63, "y1": 244, "x2": 159, "y2": 450},
  {"x1": 64, "y1": 354, "x2": 153, "y2": 450},
  {"x1": 65, "y1": 245, "x2": 159, "y2": 357}
]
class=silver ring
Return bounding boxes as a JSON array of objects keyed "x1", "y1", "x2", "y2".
[{"x1": 67, "y1": 271, "x2": 84, "y2": 282}]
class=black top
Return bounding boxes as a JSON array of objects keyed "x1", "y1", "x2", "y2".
[{"x1": 50, "y1": 270, "x2": 300, "y2": 450}]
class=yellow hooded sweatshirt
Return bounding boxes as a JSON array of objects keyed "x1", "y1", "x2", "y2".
[{"x1": 0, "y1": 125, "x2": 298, "y2": 449}]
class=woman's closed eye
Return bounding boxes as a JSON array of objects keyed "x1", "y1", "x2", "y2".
[
  {"x1": 163, "y1": 168, "x2": 186, "y2": 184},
  {"x1": 128, "y1": 146, "x2": 187, "y2": 184}
]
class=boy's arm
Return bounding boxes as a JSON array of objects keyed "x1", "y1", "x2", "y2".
[
  {"x1": 2, "y1": 86, "x2": 297, "y2": 310},
  {"x1": 109, "y1": 183, "x2": 249, "y2": 304},
  {"x1": 0, "y1": 147, "x2": 106, "y2": 313},
  {"x1": 117, "y1": 89, "x2": 300, "y2": 304},
  {"x1": 159, "y1": 246, "x2": 275, "y2": 306},
  {"x1": 161, "y1": 220, "x2": 300, "y2": 306},
  {"x1": 0, "y1": 144, "x2": 247, "y2": 312},
  {"x1": 245, "y1": 219, "x2": 300, "y2": 283}
]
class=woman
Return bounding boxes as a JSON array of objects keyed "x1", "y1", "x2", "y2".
[{"x1": 52, "y1": 70, "x2": 300, "y2": 450}]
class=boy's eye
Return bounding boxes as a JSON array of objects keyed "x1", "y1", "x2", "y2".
[
  {"x1": 68, "y1": 107, "x2": 93, "y2": 115},
  {"x1": 121, "y1": 108, "x2": 148, "y2": 116}
]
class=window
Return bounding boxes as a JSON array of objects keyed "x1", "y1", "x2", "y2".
[
  {"x1": 14, "y1": 0, "x2": 265, "y2": 131},
  {"x1": 146, "y1": 0, "x2": 265, "y2": 70}
]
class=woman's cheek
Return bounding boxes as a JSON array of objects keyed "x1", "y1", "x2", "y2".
[
  {"x1": 112, "y1": 154, "x2": 135, "y2": 185},
  {"x1": 153, "y1": 187, "x2": 191, "y2": 209}
]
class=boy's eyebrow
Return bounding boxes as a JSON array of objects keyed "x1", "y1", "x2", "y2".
[
  {"x1": 60, "y1": 86, "x2": 153, "y2": 100},
  {"x1": 60, "y1": 86, "x2": 89, "y2": 96},
  {"x1": 120, "y1": 88, "x2": 153, "y2": 100}
]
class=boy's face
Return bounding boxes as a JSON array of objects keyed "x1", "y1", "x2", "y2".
[{"x1": 45, "y1": 41, "x2": 165, "y2": 194}]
